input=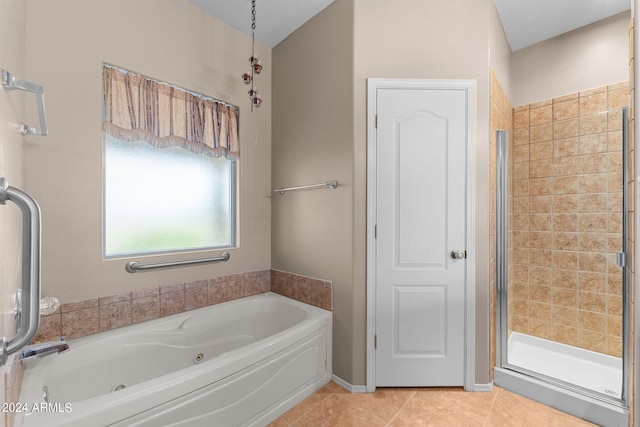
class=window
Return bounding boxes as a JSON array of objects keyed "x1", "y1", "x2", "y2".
[{"x1": 102, "y1": 65, "x2": 238, "y2": 257}]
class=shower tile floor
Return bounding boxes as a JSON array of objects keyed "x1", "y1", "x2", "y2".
[{"x1": 268, "y1": 381, "x2": 596, "y2": 426}]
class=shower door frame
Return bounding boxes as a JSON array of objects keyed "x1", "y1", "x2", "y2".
[{"x1": 494, "y1": 111, "x2": 630, "y2": 424}]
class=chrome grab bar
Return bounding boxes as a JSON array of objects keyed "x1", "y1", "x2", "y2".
[
  {"x1": 125, "y1": 251, "x2": 230, "y2": 273},
  {"x1": 274, "y1": 180, "x2": 338, "y2": 195},
  {"x1": 0, "y1": 178, "x2": 41, "y2": 366}
]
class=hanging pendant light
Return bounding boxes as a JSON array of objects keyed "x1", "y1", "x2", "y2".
[{"x1": 242, "y1": 0, "x2": 262, "y2": 111}]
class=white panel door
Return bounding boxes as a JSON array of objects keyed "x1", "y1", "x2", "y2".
[{"x1": 375, "y1": 86, "x2": 468, "y2": 386}]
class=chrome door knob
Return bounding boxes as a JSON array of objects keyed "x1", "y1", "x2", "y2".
[{"x1": 451, "y1": 250, "x2": 466, "y2": 259}]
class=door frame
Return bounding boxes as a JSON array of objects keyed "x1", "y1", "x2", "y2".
[{"x1": 365, "y1": 78, "x2": 476, "y2": 392}]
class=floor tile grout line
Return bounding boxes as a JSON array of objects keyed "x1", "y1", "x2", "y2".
[
  {"x1": 333, "y1": 393, "x2": 389, "y2": 426},
  {"x1": 483, "y1": 387, "x2": 501, "y2": 427},
  {"x1": 286, "y1": 388, "x2": 338, "y2": 426},
  {"x1": 384, "y1": 389, "x2": 418, "y2": 426}
]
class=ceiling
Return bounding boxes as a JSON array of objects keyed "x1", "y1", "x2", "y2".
[
  {"x1": 187, "y1": 0, "x2": 335, "y2": 48},
  {"x1": 189, "y1": 0, "x2": 631, "y2": 51},
  {"x1": 494, "y1": 0, "x2": 631, "y2": 51}
]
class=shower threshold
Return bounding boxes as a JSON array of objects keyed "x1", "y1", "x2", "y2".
[
  {"x1": 494, "y1": 332, "x2": 628, "y2": 427},
  {"x1": 508, "y1": 332, "x2": 621, "y2": 398}
]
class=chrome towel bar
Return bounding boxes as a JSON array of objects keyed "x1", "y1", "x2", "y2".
[
  {"x1": 0, "y1": 178, "x2": 41, "y2": 366},
  {"x1": 125, "y1": 252, "x2": 230, "y2": 273},
  {"x1": 1, "y1": 69, "x2": 48, "y2": 136},
  {"x1": 274, "y1": 180, "x2": 338, "y2": 195}
]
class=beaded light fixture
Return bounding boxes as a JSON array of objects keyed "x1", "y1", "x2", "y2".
[{"x1": 242, "y1": 0, "x2": 262, "y2": 110}]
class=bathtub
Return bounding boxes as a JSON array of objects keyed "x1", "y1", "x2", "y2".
[{"x1": 14, "y1": 292, "x2": 332, "y2": 427}]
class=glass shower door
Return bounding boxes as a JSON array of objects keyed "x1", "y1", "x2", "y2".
[{"x1": 495, "y1": 105, "x2": 629, "y2": 408}]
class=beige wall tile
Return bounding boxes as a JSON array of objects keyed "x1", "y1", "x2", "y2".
[
  {"x1": 553, "y1": 156, "x2": 580, "y2": 176},
  {"x1": 608, "y1": 129, "x2": 623, "y2": 151},
  {"x1": 578, "y1": 329, "x2": 607, "y2": 353},
  {"x1": 530, "y1": 123, "x2": 554, "y2": 143},
  {"x1": 553, "y1": 176, "x2": 579, "y2": 194},
  {"x1": 578, "y1": 310, "x2": 607, "y2": 333},
  {"x1": 553, "y1": 251, "x2": 578, "y2": 270},
  {"x1": 552, "y1": 269, "x2": 578, "y2": 289},
  {"x1": 578, "y1": 252, "x2": 608, "y2": 273},
  {"x1": 554, "y1": 119, "x2": 579, "y2": 139},
  {"x1": 579, "y1": 153, "x2": 609, "y2": 174},
  {"x1": 552, "y1": 288, "x2": 577, "y2": 308},
  {"x1": 529, "y1": 249, "x2": 552, "y2": 266},
  {"x1": 608, "y1": 110, "x2": 624, "y2": 131},
  {"x1": 578, "y1": 291, "x2": 607, "y2": 312},
  {"x1": 510, "y1": 83, "x2": 626, "y2": 353},
  {"x1": 608, "y1": 87, "x2": 630, "y2": 110},
  {"x1": 578, "y1": 233, "x2": 607, "y2": 252},
  {"x1": 529, "y1": 214, "x2": 552, "y2": 231},
  {"x1": 514, "y1": 109, "x2": 529, "y2": 129},
  {"x1": 552, "y1": 195, "x2": 578, "y2": 212},
  {"x1": 530, "y1": 232, "x2": 552, "y2": 249},
  {"x1": 579, "y1": 92, "x2": 607, "y2": 116},
  {"x1": 553, "y1": 99, "x2": 579, "y2": 121},
  {"x1": 578, "y1": 194, "x2": 607, "y2": 213},
  {"x1": 579, "y1": 133, "x2": 608, "y2": 154},
  {"x1": 530, "y1": 285, "x2": 551, "y2": 303},
  {"x1": 514, "y1": 128, "x2": 530, "y2": 145},
  {"x1": 554, "y1": 137, "x2": 579, "y2": 157},
  {"x1": 578, "y1": 272, "x2": 607, "y2": 293},
  {"x1": 530, "y1": 141, "x2": 554, "y2": 160},
  {"x1": 553, "y1": 232, "x2": 578, "y2": 251},
  {"x1": 579, "y1": 174, "x2": 608, "y2": 193},
  {"x1": 530, "y1": 105, "x2": 553, "y2": 125},
  {"x1": 580, "y1": 113, "x2": 608, "y2": 135},
  {"x1": 553, "y1": 92, "x2": 578, "y2": 103},
  {"x1": 553, "y1": 306, "x2": 577, "y2": 327},
  {"x1": 529, "y1": 267, "x2": 552, "y2": 285},
  {"x1": 553, "y1": 214, "x2": 578, "y2": 232},
  {"x1": 553, "y1": 324, "x2": 577, "y2": 345}
]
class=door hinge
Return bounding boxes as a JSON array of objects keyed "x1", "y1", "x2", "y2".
[
  {"x1": 374, "y1": 224, "x2": 377, "y2": 238},
  {"x1": 617, "y1": 251, "x2": 627, "y2": 268},
  {"x1": 374, "y1": 334, "x2": 377, "y2": 350},
  {"x1": 375, "y1": 114, "x2": 378, "y2": 129}
]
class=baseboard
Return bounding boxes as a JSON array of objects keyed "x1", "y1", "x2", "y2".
[{"x1": 332, "y1": 375, "x2": 368, "y2": 393}]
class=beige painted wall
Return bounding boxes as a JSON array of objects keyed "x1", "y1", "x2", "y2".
[
  {"x1": 272, "y1": 0, "x2": 355, "y2": 384},
  {"x1": 0, "y1": 0, "x2": 26, "y2": 423},
  {"x1": 490, "y1": 0, "x2": 513, "y2": 102},
  {"x1": 512, "y1": 12, "x2": 630, "y2": 107},
  {"x1": 273, "y1": 0, "x2": 494, "y2": 386},
  {"x1": 23, "y1": 0, "x2": 271, "y2": 303}
]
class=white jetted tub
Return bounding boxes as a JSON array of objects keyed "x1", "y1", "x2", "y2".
[{"x1": 15, "y1": 292, "x2": 332, "y2": 427}]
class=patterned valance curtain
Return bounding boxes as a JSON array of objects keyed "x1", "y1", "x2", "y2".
[{"x1": 103, "y1": 65, "x2": 239, "y2": 160}]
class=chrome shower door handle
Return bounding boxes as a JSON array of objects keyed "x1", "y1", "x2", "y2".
[{"x1": 451, "y1": 250, "x2": 466, "y2": 260}]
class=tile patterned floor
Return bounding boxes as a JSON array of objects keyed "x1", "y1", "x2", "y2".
[{"x1": 268, "y1": 381, "x2": 597, "y2": 427}]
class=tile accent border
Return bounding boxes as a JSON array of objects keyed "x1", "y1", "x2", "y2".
[
  {"x1": 270, "y1": 269, "x2": 333, "y2": 311},
  {"x1": 33, "y1": 269, "x2": 332, "y2": 343}
]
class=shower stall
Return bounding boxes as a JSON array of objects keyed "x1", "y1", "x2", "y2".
[{"x1": 494, "y1": 91, "x2": 630, "y2": 427}]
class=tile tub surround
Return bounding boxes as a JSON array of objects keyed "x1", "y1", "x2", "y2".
[
  {"x1": 32, "y1": 269, "x2": 332, "y2": 343},
  {"x1": 510, "y1": 82, "x2": 629, "y2": 357}
]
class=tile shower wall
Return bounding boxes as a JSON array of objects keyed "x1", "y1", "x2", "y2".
[
  {"x1": 510, "y1": 82, "x2": 629, "y2": 357},
  {"x1": 489, "y1": 68, "x2": 513, "y2": 379},
  {"x1": 33, "y1": 270, "x2": 332, "y2": 343}
]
